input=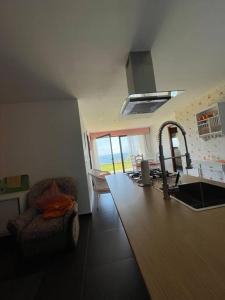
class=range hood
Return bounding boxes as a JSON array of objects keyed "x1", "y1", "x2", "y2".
[{"x1": 121, "y1": 51, "x2": 183, "y2": 116}]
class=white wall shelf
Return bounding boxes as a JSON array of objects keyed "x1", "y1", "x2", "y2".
[
  {"x1": 196, "y1": 102, "x2": 225, "y2": 140},
  {"x1": 0, "y1": 191, "x2": 27, "y2": 236}
]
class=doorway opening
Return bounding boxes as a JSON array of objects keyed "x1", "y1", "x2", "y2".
[{"x1": 168, "y1": 127, "x2": 183, "y2": 172}]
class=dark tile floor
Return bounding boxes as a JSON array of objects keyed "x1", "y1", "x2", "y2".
[{"x1": 0, "y1": 194, "x2": 150, "y2": 300}]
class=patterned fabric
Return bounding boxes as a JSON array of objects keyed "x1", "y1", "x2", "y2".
[
  {"x1": 21, "y1": 214, "x2": 64, "y2": 241},
  {"x1": 72, "y1": 214, "x2": 80, "y2": 245},
  {"x1": 7, "y1": 208, "x2": 37, "y2": 237},
  {"x1": 27, "y1": 177, "x2": 77, "y2": 208},
  {"x1": 27, "y1": 178, "x2": 53, "y2": 208},
  {"x1": 55, "y1": 177, "x2": 77, "y2": 199}
]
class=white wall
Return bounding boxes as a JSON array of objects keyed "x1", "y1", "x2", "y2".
[
  {"x1": 78, "y1": 110, "x2": 94, "y2": 210},
  {"x1": 0, "y1": 99, "x2": 91, "y2": 214}
]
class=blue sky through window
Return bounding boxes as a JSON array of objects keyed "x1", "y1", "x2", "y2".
[{"x1": 96, "y1": 136, "x2": 130, "y2": 156}]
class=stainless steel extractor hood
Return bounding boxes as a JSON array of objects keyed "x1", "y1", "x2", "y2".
[{"x1": 121, "y1": 51, "x2": 184, "y2": 116}]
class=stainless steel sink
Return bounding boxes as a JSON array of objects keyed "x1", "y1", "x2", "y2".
[{"x1": 170, "y1": 182, "x2": 225, "y2": 211}]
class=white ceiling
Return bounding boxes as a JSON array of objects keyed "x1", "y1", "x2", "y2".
[{"x1": 1, "y1": 0, "x2": 225, "y2": 131}]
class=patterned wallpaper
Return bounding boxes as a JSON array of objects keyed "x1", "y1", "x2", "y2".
[{"x1": 175, "y1": 84, "x2": 225, "y2": 162}]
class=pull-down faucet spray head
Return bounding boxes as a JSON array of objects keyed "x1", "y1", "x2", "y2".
[{"x1": 158, "y1": 120, "x2": 192, "y2": 200}]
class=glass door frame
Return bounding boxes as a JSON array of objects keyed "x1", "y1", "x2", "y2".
[{"x1": 118, "y1": 135, "x2": 126, "y2": 173}]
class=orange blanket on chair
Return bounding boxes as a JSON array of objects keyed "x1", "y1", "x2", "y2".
[
  {"x1": 36, "y1": 181, "x2": 75, "y2": 219},
  {"x1": 41, "y1": 195, "x2": 74, "y2": 219}
]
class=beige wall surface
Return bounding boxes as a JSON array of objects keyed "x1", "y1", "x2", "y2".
[
  {"x1": 149, "y1": 83, "x2": 225, "y2": 172},
  {"x1": 148, "y1": 113, "x2": 176, "y2": 172},
  {"x1": 176, "y1": 84, "x2": 225, "y2": 162},
  {"x1": 0, "y1": 99, "x2": 91, "y2": 214},
  {"x1": 78, "y1": 108, "x2": 94, "y2": 211}
]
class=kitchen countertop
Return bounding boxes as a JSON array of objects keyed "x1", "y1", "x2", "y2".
[{"x1": 106, "y1": 173, "x2": 225, "y2": 300}]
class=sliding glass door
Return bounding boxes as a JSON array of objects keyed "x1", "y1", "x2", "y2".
[
  {"x1": 95, "y1": 135, "x2": 133, "y2": 173},
  {"x1": 96, "y1": 135, "x2": 115, "y2": 173}
]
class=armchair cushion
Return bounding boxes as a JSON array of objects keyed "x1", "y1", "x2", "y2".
[
  {"x1": 7, "y1": 207, "x2": 37, "y2": 237},
  {"x1": 20, "y1": 206, "x2": 77, "y2": 242},
  {"x1": 21, "y1": 214, "x2": 64, "y2": 241}
]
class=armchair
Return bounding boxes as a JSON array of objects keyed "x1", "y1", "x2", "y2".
[{"x1": 7, "y1": 177, "x2": 79, "y2": 256}]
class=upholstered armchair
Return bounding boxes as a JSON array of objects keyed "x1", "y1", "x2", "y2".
[{"x1": 7, "y1": 177, "x2": 79, "y2": 256}]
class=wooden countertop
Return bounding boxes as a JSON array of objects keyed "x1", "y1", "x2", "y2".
[{"x1": 106, "y1": 173, "x2": 225, "y2": 300}]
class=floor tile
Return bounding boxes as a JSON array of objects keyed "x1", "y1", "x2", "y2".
[
  {"x1": 36, "y1": 262, "x2": 84, "y2": 300},
  {"x1": 83, "y1": 258, "x2": 150, "y2": 300},
  {"x1": 0, "y1": 272, "x2": 43, "y2": 300},
  {"x1": 96, "y1": 194, "x2": 116, "y2": 211},
  {"x1": 87, "y1": 227, "x2": 133, "y2": 267},
  {"x1": 0, "y1": 236, "x2": 17, "y2": 281},
  {"x1": 90, "y1": 194, "x2": 123, "y2": 232},
  {"x1": 90, "y1": 207, "x2": 122, "y2": 233}
]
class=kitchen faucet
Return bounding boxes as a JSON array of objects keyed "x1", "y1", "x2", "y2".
[{"x1": 158, "y1": 121, "x2": 192, "y2": 200}]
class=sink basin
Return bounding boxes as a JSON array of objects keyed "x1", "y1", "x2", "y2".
[{"x1": 170, "y1": 182, "x2": 225, "y2": 211}]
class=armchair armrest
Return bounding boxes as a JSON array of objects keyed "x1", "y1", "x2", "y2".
[
  {"x1": 62, "y1": 201, "x2": 79, "y2": 246},
  {"x1": 63, "y1": 201, "x2": 78, "y2": 225},
  {"x1": 7, "y1": 207, "x2": 37, "y2": 237}
]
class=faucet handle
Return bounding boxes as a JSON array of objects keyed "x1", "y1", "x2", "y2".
[
  {"x1": 185, "y1": 153, "x2": 192, "y2": 169},
  {"x1": 168, "y1": 185, "x2": 179, "y2": 194},
  {"x1": 175, "y1": 172, "x2": 180, "y2": 186}
]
